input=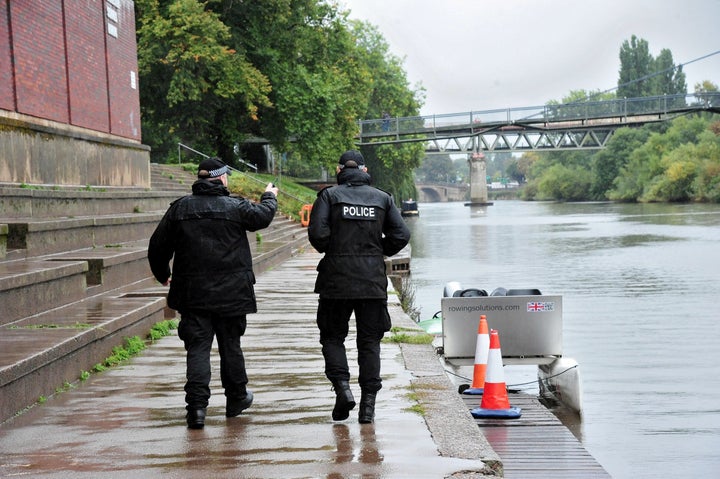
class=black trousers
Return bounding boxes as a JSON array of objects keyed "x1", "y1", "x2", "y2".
[
  {"x1": 177, "y1": 311, "x2": 248, "y2": 410},
  {"x1": 316, "y1": 298, "x2": 391, "y2": 393}
]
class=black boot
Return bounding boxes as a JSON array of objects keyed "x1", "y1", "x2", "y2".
[
  {"x1": 186, "y1": 408, "x2": 206, "y2": 429},
  {"x1": 332, "y1": 380, "x2": 356, "y2": 421},
  {"x1": 358, "y1": 391, "x2": 376, "y2": 424},
  {"x1": 226, "y1": 390, "x2": 254, "y2": 417}
]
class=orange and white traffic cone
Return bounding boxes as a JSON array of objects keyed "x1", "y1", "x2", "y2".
[
  {"x1": 470, "y1": 329, "x2": 522, "y2": 419},
  {"x1": 462, "y1": 315, "x2": 489, "y2": 395}
]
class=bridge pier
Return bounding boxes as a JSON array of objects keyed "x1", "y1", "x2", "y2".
[{"x1": 465, "y1": 152, "x2": 493, "y2": 207}]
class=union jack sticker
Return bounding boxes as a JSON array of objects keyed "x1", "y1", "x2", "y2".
[{"x1": 527, "y1": 301, "x2": 554, "y2": 312}]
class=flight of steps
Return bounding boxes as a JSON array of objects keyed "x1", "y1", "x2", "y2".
[{"x1": 0, "y1": 164, "x2": 309, "y2": 423}]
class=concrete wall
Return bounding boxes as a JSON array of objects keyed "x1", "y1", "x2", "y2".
[{"x1": 0, "y1": 112, "x2": 150, "y2": 187}]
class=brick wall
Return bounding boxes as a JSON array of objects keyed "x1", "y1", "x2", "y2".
[
  {"x1": 12, "y1": 1, "x2": 69, "y2": 124},
  {"x1": 1, "y1": 0, "x2": 141, "y2": 141},
  {"x1": 66, "y1": 1, "x2": 110, "y2": 133},
  {"x1": 106, "y1": 0, "x2": 140, "y2": 139},
  {"x1": 0, "y1": 1, "x2": 14, "y2": 111}
]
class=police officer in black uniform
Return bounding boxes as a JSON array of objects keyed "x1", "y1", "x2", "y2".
[
  {"x1": 308, "y1": 150, "x2": 411, "y2": 424},
  {"x1": 148, "y1": 157, "x2": 278, "y2": 429}
]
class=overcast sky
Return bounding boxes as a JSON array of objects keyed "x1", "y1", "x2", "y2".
[{"x1": 340, "y1": 0, "x2": 720, "y2": 116}]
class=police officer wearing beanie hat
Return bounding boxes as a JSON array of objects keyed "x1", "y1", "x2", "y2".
[
  {"x1": 148, "y1": 157, "x2": 279, "y2": 429},
  {"x1": 308, "y1": 150, "x2": 410, "y2": 424}
]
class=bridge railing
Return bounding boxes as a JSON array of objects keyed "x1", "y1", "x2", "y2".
[{"x1": 358, "y1": 92, "x2": 720, "y2": 139}]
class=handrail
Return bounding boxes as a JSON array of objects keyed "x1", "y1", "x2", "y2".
[
  {"x1": 357, "y1": 92, "x2": 720, "y2": 140},
  {"x1": 175, "y1": 143, "x2": 307, "y2": 203}
]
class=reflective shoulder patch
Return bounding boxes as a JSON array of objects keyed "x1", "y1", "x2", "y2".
[{"x1": 341, "y1": 204, "x2": 378, "y2": 221}]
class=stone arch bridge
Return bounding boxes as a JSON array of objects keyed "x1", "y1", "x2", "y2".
[{"x1": 416, "y1": 183, "x2": 468, "y2": 203}]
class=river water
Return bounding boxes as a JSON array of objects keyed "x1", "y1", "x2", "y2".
[{"x1": 404, "y1": 200, "x2": 720, "y2": 479}]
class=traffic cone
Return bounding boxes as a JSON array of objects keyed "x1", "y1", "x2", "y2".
[
  {"x1": 470, "y1": 329, "x2": 522, "y2": 419},
  {"x1": 462, "y1": 315, "x2": 489, "y2": 395}
]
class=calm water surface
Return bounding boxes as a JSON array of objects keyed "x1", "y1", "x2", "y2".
[{"x1": 405, "y1": 200, "x2": 720, "y2": 479}]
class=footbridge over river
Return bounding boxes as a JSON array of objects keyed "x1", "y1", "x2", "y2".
[
  {"x1": 356, "y1": 93, "x2": 720, "y2": 152},
  {"x1": 356, "y1": 92, "x2": 720, "y2": 205}
]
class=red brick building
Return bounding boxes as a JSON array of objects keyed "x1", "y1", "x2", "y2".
[{"x1": 0, "y1": 0, "x2": 149, "y2": 187}]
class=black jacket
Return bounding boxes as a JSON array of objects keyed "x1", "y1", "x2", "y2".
[
  {"x1": 148, "y1": 179, "x2": 277, "y2": 315},
  {"x1": 308, "y1": 167, "x2": 410, "y2": 299}
]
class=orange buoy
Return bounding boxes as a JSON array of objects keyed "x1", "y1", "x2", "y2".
[{"x1": 300, "y1": 204, "x2": 312, "y2": 227}]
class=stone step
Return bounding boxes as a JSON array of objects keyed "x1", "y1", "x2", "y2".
[
  {"x1": 0, "y1": 294, "x2": 167, "y2": 423},
  {"x1": 0, "y1": 186, "x2": 182, "y2": 219},
  {"x1": 150, "y1": 163, "x2": 196, "y2": 192},
  {"x1": 0, "y1": 162, "x2": 313, "y2": 425},
  {"x1": 0, "y1": 215, "x2": 305, "y2": 325},
  {"x1": 251, "y1": 215, "x2": 305, "y2": 245},
  {"x1": 0, "y1": 259, "x2": 89, "y2": 326},
  {"x1": 1, "y1": 212, "x2": 165, "y2": 258},
  {"x1": 46, "y1": 245, "x2": 156, "y2": 297}
]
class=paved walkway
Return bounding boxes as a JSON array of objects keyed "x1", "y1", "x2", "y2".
[{"x1": 0, "y1": 251, "x2": 499, "y2": 478}]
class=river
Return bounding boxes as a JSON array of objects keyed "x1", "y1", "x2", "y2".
[{"x1": 404, "y1": 200, "x2": 720, "y2": 479}]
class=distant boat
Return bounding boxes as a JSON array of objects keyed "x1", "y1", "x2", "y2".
[{"x1": 401, "y1": 199, "x2": 419, "y2": 217}]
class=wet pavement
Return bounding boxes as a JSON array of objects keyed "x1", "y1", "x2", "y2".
[{"x1": 0, "y1": 251, "x2": 498, "y2": 478}]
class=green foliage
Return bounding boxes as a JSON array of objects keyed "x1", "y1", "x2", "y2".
[
  {"x1": 642, "y1": 154, "x2": 697, "y2": 202},
  {"x1": 227, "y1": 172, "x2": 317, "y2": 222},
  {"x1": 617, "y1": 35, "x2": 686, "y2": 99},
  {"x1": 149, "y1": 319, "x2": 179, "y2": 342},
  {"x1": 535, "y1": 164, "x2": 592, "y2": 201},
  {"x1": 589, "y1": 127, "x2": 650, "y2": 199},
  {"x1": 135, "y1": 1, "x2": 422, "y2": 200},
  {"x1": 416, "y1": 155, "x2": 455, "y2": 183},
  {"x1": 383, "y1": 331, "x2": 434, "y2": 345},
  {"x1": 136, "y1": 0, "x2": 272, "y2": 162},
  {"x1": 609, "y1": 115, "x2": 720, "y2": 202}
]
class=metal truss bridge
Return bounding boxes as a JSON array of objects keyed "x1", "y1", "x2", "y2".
[{"x1": 356, "y1": 93, "x2": 720, "y2": 153}]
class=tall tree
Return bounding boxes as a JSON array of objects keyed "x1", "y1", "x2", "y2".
[
  {"x1": 652, "y1": 48, "x2": 686, "y2": 96},
  {"x1": 617, "y1": 35, "x2": 687, "y2": 100},
  {"x1": 214, "y1": 0, "x2": 371, "y2": 168},
  {"x1": 135, "y1": 0, "x2": 271, "y2": 163},
  {"x1": 617, "y1": 35, "x2": 654, "y2": 98}
]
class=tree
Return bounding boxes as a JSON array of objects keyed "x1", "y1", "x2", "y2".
[
  {"x1": 135, "y1": 0, "x2": 271, "y2": 163},
  {"x1": 693, "y1": 80, "x2": 719, "y2": 108},
  {"x1": 135, "y1": 0, "x2": 424, "y2": 201},
  {"x1": 617, "y1": 36, "x2": 687, "y2": 100},
  {"x1": 210, "y1": 0, "x2": 370, "y2": 168},
  {"x1": 652, "y1": 49, "x2": 686, "y2": 96},
  {"x1": 416, "y1": 155, "x2": 454, "y2": 183},
  {"x1": 692, "y1": 127, "x2": 720, "y2": 202},
  {"x1": 608, "y1": 116, "x2": 716, "y2": 202},
  {"x1": 535, "y1": 164, "x2": 592, "y2": 201},
  {"x1": 589, "y1": 127, "x2": 650, "y2": 199},
  {"x1": 617, "y1": 36, "x2": 654, "y2": 99}
]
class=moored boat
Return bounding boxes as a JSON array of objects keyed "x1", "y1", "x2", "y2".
[
  {"x1": 538, "y1": 357, "x2": 583, "y2": 414},
  {"x1": 401, "y1": 199, "x2": 419, "y2": 217},
  {"x1": 421, "y1": 281, "x2": 583, "y2": 414}
]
